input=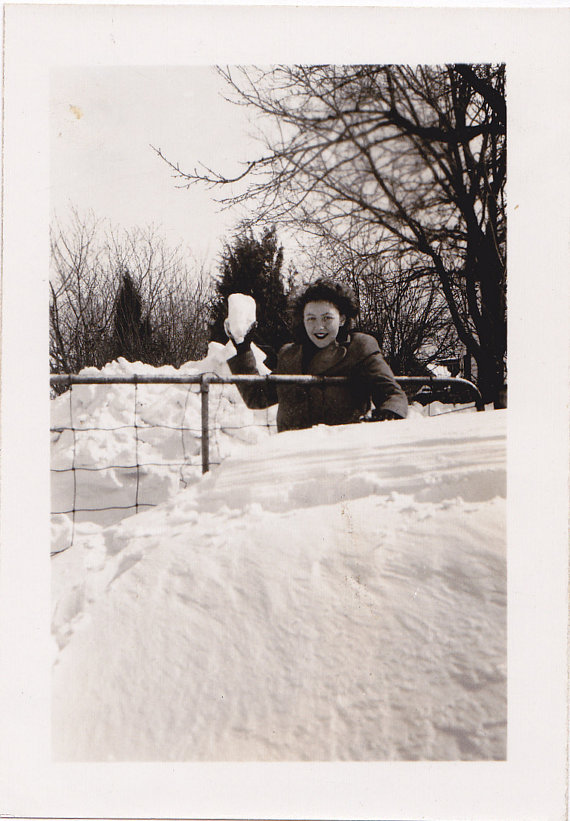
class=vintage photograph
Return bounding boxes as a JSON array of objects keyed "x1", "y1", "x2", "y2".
[
  {"x1": 2, "y1": 5, "x2": 568, "y2": 820},
  {"x1": 50, "y1": 62, "x2": 507, "y2": 761}
]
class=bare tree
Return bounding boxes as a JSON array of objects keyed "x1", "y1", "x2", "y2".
[
  {"x1": 50, "y1": 210, "x2": 214, "y2": 374},
  {"x1": 50, "y1": 211, "x2": 116, "y2": 373},
  {"x1": 157, "y1": 64, "x2": 506, "y2": 404}
]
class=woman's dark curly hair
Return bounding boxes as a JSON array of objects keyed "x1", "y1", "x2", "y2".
[{"x1": 290, "y1": 278, "x2": 359, "y2": 343}]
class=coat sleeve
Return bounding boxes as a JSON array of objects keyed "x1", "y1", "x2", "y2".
[
  {"x1": 227, "y1": 348, "x2": 279, "y2": 410},
  {"x1": 353, "y1": 338, "x2": 408, "y2": 419}
]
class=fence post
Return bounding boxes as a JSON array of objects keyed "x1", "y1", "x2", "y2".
[{"x1": 200, "y1": 374, "x2": 210, "y2": 473}]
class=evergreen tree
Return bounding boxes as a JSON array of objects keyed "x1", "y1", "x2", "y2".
[
  {"x1": 112, "y1": 271, "x2": 152, "y2": 361},
  {"x1": 210, "y1": 226, "x2": 290, "y2": 362}
]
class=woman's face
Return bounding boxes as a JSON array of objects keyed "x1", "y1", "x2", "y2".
[{"x1": 303, "y1": 300, "x2": 345, "y2": 348}]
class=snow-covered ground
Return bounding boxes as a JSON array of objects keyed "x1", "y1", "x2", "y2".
[
  {"x1": 50, "y1": 343, "x2": 275, "y2": 545},
  {"x1": 51, "y1": 352, "x2": 506, "y2": 762}
]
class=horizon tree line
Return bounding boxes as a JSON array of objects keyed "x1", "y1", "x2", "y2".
[{"x1": 50, "y1": 210, "x2": 465, "y2": 385}]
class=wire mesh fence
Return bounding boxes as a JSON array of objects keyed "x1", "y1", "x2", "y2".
[{"x1": 50, "y1": 372, "x2": 483, "y2": 554}]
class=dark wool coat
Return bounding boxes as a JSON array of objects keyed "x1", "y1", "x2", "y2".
[{"x1": 228, "y1": 332, "x2": 408, "y2": 432}]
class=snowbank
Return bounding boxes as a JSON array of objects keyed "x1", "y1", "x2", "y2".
[
  {"x1": 51, "y1": 368, "x2": 507, "y2": 761},
  {"x1": 50, "y1": 352, "x2": 477, "y2": 550},
  {"x1": 51, "y1": 344, "x2": 275, "y2": 548}
]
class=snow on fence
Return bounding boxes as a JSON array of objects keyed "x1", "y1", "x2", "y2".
[{"x1": 50, "y1": 372, "x2": 483, "y2": 553}]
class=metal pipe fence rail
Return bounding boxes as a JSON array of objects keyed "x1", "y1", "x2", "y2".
[
  {"x1": 50, "y1": 372, "x2": 483, "y2": 553},
  {"x1": 50, "y1": 372, "x2": 484, "y2": 473}
]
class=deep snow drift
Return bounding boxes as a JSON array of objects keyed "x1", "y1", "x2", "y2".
[
  {"x1": 51, "y1": 353, "x2": 506, "y2": 761},
  {"x1": 51, "y1": 343, "x2": 273, "y2": 548}
]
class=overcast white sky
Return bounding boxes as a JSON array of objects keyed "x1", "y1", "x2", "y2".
[{"x1": 50, "y1": 65, "x2": 265, "y2": 268}]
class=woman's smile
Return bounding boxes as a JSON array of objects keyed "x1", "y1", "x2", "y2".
[{"x1": 303, "y1": 300, "x2": 345, "y2": 348}]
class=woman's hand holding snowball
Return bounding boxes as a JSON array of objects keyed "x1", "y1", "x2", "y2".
[
  {"x1": 224, "y1": 294, "x2": 258, "y2": 353},
  {"x1": 224, "y1": 317, "x2": 258, "y2": 353}
]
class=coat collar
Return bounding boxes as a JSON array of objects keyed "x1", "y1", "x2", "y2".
[
  {"x1": 285, "y1": 336, "x2": 351, "y2": 375},
  {"x1": 308, "y1": 341, "x2": 348, "y2": 374}
]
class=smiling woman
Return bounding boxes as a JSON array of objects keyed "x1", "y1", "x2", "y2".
[
  {"x1": 226, "y1": 278, "x2": 408, "y2": 432},
  {"x1": 303, "y1": 301, "x2": 344, "y2": 349}
]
